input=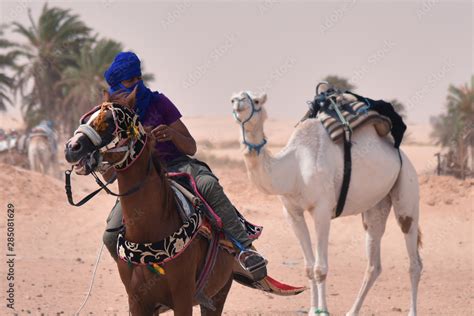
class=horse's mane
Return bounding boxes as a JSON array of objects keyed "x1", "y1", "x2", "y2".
[
  {"x1": 92, "y1": 91, "x2": 129, "y2": 133},
  {"x1": 107, "y1": 91, "x2": 129, "y2": 105}
]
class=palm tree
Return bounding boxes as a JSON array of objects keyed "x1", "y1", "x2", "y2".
[
  {"x1": 322, "y1": 75, "x2": 356, "y2": 91},
  {"x1": 433, "y1": 79, "x2": 474, "y2": 147},
  {"x1": 12, "y1": 4, "x2": 91, "y2": 128},
  {"x1": 446, "y1": 77, "x2": 474, "y2": 127},
  {"x1": 431, "y1": 77, "x2": 474, "y2": 178},
  {"x1": 57, "y1": 38, "x2": 123, "y2": 133},
  {"x1": 0, "y1": 25, "x2": 18, "y2": 111}
]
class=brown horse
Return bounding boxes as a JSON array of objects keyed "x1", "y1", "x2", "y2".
[{"x1": 65, "y1": 90, "x2": 235, "y2": 315}]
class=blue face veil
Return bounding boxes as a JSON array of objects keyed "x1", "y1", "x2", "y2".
[{"x1": 104, "y1": 52, "x2": 153, "y2": 121}]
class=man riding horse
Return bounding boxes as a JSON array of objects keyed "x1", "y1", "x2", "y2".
[{"x1": 101, "y1": 52, "x2": 266, "y2": 274}]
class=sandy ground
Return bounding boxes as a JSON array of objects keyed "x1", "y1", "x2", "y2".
[{"x1": 0, "y1": 117, "x2": 472, "y2": 315}]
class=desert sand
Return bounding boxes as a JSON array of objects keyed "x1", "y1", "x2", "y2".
[{"x1": 0, "y1": 117, "x2": 472, "y2": 315}]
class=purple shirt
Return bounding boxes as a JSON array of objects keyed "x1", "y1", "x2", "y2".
[{"x1": 139, "y1": 92, "x2": 184, "y2": 162}]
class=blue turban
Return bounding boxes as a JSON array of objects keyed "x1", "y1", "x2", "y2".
[
  {"x1": 104, "y1": 52, "x2": 153, "y2": 121},
  {"x1": 104, "y1": 52, "x2": 142, "y2": 90}
]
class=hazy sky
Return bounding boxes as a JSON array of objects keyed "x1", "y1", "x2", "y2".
[{"x1": 1, "y1": 0, "x2": 472, "y2": 124}]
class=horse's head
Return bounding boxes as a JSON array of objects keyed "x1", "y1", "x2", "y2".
[
  {"x1": 65, "y1": 89, "x2": 147, "y2": 175},
  {"x1": 231, "y1": 91, "x2": 268, "y2": 131}
]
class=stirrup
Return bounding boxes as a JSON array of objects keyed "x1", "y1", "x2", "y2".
[{"x1": 237, "y1": 249, "x2": 268, "y2": 281}]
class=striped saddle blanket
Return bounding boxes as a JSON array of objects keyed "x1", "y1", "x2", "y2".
[{"x1": 317, "y1": 93, "x2": 392, "y2": 142}]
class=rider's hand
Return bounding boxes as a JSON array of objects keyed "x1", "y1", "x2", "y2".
[{"x1": 152, "y1": 125, "x2": 174, "y2": 142}]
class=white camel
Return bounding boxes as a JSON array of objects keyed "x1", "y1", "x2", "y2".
[
  {"x1": 28, "y1": 121, "x2": 60, "y2": 178},
  {"x1": 28, "y1": 134, "x2": 56, "y2": 175},
  {"x1": 231, "y1": 91, "x2": 422, "y2": 316}
]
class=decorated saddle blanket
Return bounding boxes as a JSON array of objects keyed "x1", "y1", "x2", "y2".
[{"x1": 315, "y1": 93, "x2": 392, "y2": 142}]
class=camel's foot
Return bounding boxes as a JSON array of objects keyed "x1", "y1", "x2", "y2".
[
  {"x1": 308, "y1": 307, "x2": 330, "y2": 315},
  {"x1": 407, "y1": 309, "x2": 417, "y2": 316},
  {"x1": 345, "y1": 311, "x2": 358, "y2": 316}
]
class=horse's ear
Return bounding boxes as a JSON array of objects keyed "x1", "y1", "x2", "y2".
[
  {"x1": 102, "y1": 89, "x2": 111, "y2": 102},
  {"x1": 124, "y1": 86, "x2": 137, "y2": 109}
]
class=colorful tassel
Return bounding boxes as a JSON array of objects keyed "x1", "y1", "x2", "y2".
[
  {"x1": 152, "y1": 263, "x2": 166, "y2": 275},
  {"x1": 147, "y1": 263, "x2": 165, "y2": 275}
]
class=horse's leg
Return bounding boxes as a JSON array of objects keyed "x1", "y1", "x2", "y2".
[
  {"x1": 128, "y1": 296, "x2": 156, "y2": 316},
  {"x1": 200, "y1": 276, "x2": 233, "y2": 316},
  {"x1": 311, "y1": 203, "x2": 332, "y2": 315},
  {"x1": 281, "y1": 198, "x2": 318, "y2": 312},
  {"x1": 346, "y1": 196, "x2": 391, "y2": 316},
  {"x1": 390, "y1": 156, "x2": 422, "y2": 316},
  {"x1": 172, "y1": 300, "x2": 193, "y2": 316},
  {"x1": 169, "y1": 277, "x2": 194, "y2": 316}
]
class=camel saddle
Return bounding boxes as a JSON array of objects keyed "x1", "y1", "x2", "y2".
[{"x1": 300, "y1": 92, "x2": 392, "y2": 142}]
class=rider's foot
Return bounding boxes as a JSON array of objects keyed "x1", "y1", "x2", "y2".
[{"x1": 239, "y1": 250, "x2": 267, "y2": 281}]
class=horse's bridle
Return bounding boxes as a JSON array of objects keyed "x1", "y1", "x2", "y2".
[
  {"x1": 232, "y1": 92, "x2": 267, "y2": 154},
  {"x1": 75, "y1": 102, "x2": 147, "y2": 170},
  {"x1": 65, "y1": 102, "x2": 152, "y2": 207}
]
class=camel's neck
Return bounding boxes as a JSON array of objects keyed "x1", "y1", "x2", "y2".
[
  {"x1": 241, "y1": 125, "x2": 296, "y2": 196},
  {"x1": 116, "y1": 146, "x2": 180, "y2": 243}
]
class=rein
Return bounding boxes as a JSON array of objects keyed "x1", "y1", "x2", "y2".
[
  {"x1": 232, "y1": 92, "x2": 267, "y2": 154},
  {"x1": 65, "y1": 155, "x2": 153, "y2": 207}
]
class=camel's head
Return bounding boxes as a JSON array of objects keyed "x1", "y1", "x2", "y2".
[
  {"x1": 64, "y1": 88, "x2": 147, "y2": 174},
  {"x1": 231, "y1": 91, "x2": 267, "y2": 130}
]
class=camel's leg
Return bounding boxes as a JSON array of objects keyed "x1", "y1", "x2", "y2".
[
  {"x1": 390, "y1": 156, "x2": 422, "y2": 316},
  {"x1": 311, "y1": 204, "x2": 332, "y2": 314},
  {"x1": 281, "y1": 198, "x2": 318, "y2": 311},
  {"x1": 200, "y1": 276, "x2": 233, "y2": 316},
  {"x1": 42, "y1": 150, "x2": 50, "y2": 175},
  {"x1": 28, "y1": 145, "x2": 38, "y2": 172},
  {"x1": 346, "y1": 196, "x2": 391, "y2": 316}
]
